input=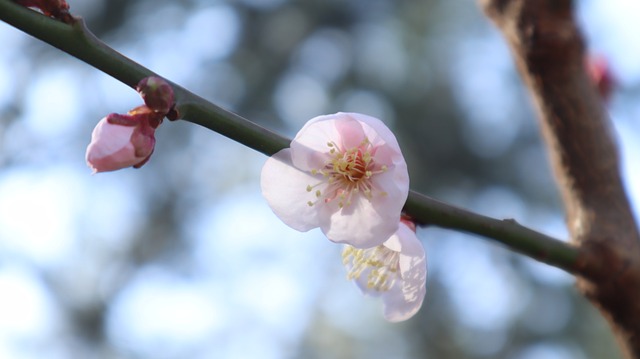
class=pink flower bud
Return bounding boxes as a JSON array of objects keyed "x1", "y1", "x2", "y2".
[
  {"x1": 85, "y1": 110, "x2": 160, "y2": 173},
  {"x1": 586, "y1": 55, "x2": 615, "y2": 103},
  {"x1": 136, "y1": 77, "x2": 175, "y2": 114}
]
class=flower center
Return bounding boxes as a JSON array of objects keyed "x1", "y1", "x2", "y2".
[
  {"x1": 306, "y1": 138, "x2": 387, "y2": 208},
  {"x1": 333, "y1": 148, "x2": 367, "y2": 182},
  {"x1": 342, "y1": 245, "x2": 400, "y2": 292}
]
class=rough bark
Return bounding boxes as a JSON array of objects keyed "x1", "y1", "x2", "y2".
[{"x1": 478, "y1": 0, "x2": 640, "y2": 357}]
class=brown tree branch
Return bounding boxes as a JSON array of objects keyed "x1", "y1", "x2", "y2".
[{"x1": 479, "y1": 0, "x2": 640, "y2": 357}]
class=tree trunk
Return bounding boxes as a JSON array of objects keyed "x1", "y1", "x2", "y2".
[{"x1": 478, "y1": 0, "x2": 640, "y2": 357}]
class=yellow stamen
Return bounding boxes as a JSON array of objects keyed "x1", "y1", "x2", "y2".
[
  {"x1": 342, "y1": 245, "x2": 400, "y2": 292},
  {"x1": 304, "y1": 136, "x2": 389, "y2": 208}
]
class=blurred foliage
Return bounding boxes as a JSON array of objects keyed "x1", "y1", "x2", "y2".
[{"x1": 0, "y1": 0, "x2": 628, "y2": 358}]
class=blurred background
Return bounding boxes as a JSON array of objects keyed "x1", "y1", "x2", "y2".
[{"x1": 0, "y1": 0, "x2": 639, "y2": 358}]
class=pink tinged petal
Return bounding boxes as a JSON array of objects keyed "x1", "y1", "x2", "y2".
[
  {"x1": 382, "y1": 223, "x2": 427, "y2": 322},
  {"x1": 296, "y1": 112, "x2": 341, "y2": 136},
  {"x1": 333, "y1": 114, "x2": 367, "y2": 150},
  {"x1": 133, "y1": 151, "x2": 153, "y2": 169},
  {"x1": 291, "y1": 113, "x2": 394, "y2": 170},
  {"x1": 131, "y1": 123, "x2": 156, "y2": 169},
  {"x1": 350, "y1": 113, "x2": 407, "y2": 172},
  {"x1": 260, "y1": 149, "x2": 325, "y2": 232},
  {"x1": 130, "y1": 125, "x2": 156, "y2": 158},
  {"x1": 346, "y1": 112, "x2": 403, "y2": 152},
  {"x1": 371, "y1": 142, "x2": 405, "y2": 171}
]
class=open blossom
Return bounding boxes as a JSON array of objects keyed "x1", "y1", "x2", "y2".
[
  {"x1": 85, "y1": 107, "x2": 161, "y2": 173},
  {"x1": 342, "y1": 220, "x2": 427, "y2": 322},
  {"x1": 261, "y1": 112, "x2": 409, "y2": 248}
]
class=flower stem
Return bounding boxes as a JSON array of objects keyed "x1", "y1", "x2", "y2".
[{"x1": 0, "y1": 0, "x2": 580, "y2": 273}]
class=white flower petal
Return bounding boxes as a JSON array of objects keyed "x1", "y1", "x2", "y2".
[
  {"x1": 323, "y1": 195, "x2": 400, "y2": 248},
  {"x1": 370, "y1": 167, "x2": 409, "y2": 214},
  {"x1": 382, "y1": 282, "x2": 423, "y2": 322},
  {"x1": 260, "y1": 149, "x2": 323, "y2": 231},
  {"x1": 396, "y1": 224, "x2": 427, "y2": 276},
  {"x1": 382, "y1": 231, "x2": 402, "y2": 252},
  {"x1": 382, "y1": 224, "x2": 427, "y2": 322},
  {"x1": 342, "y1": 223, "x2": 427, "y2": 322},
  {"x1": 290, "y1": 115, "x2": 342, "y2": 171},
  {"x1": 352, "y1": 270, "x2": 384, "y2": 298}
]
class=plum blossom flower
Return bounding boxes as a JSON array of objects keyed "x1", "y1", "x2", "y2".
[
  {"x1": 342, "y1": 219, "x2": 426, "y2": 322},
  {"x1": 261, "y1": 112, "x2": 409, "y2": 248},
  {"x1": 85, "y1": 106, "x2": 161, "y2": 173}
]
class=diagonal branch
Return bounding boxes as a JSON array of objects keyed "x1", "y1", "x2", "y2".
[
  {"x1": 0, "y1": 0, "x2": 580, "y2": 272},
  {"x1": 479, "y1": 0, "x2": 640, "y2": 357}
]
